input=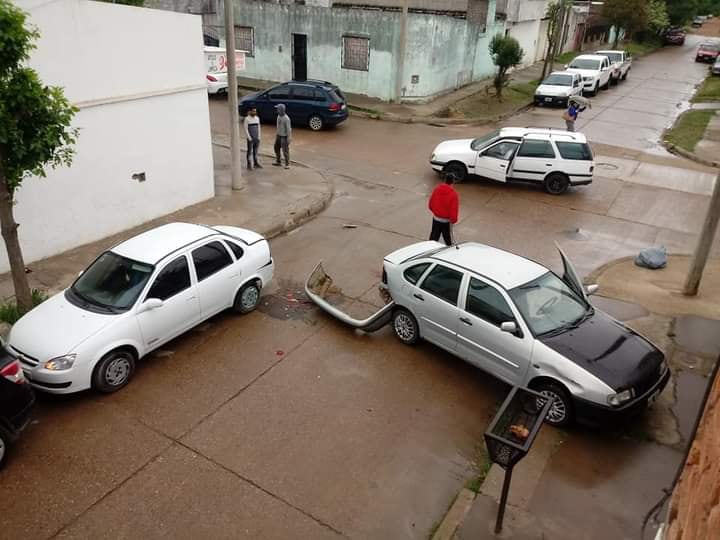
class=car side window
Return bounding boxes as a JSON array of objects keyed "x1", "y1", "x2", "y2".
[
  {"x1": 225, "y1": 241, "x2": 244, "y2": 260},
  {"x1": 192, "y1": 241, "x2": 233, "y2": 282},
  {"x1": 555, "y1": 142, "x2": 593, "y2": 160},
  {"x1": 147, "y1": 256, "x2": 191, "y2": 301},
  {"x1": 517, "y1": 140, "x2": 556, "y2": 159},
  {"x1": 291, "y1": 86, "x2": 315, "y2": 101},
  {"x1": 420, "y1": 264, "x2": 463, "y2": 305},
  {"x1": 466, "y1": 277, "x2": 515, "y2": 327},
  {"x1": 268, "y1": 85, "x2": 290, "y2": 100},
  {"x1": 313, "y1": 89, "x2": 326, "y2": 102},
  {"x1": 404, "y1": 263, "x2": 430, "y2": 285},
  {"x1": 482, "y1": 141, "x2": 519, "y2": 161}
]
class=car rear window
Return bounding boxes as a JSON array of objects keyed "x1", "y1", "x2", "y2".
[
  {"x1": 555, "y1": 142, "x2": 593, "y2": 160},
  {"x1": 328, "y1": 89, "x2": 344, "y2": 103}
]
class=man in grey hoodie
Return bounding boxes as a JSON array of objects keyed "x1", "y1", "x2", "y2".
[{"x1": 273, "y1": 103, "x2": 292, "y2": 169}]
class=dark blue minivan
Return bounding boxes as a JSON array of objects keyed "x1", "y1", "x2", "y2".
[{"x1": 239, "y1": 80, "x2": 348, "y2": 131}]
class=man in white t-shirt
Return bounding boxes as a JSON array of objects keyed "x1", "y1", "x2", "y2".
[{"x1": 243, "y1": 107, "x2": 262, "y2": 170}]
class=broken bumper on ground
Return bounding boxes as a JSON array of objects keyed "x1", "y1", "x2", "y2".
[{"x1": 304, "y1": 262, "x2": 394, "y2": 332}]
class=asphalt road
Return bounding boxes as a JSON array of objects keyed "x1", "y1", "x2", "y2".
[{"x1": 1, "y1": 36, "x2": 718, "y2": 540}]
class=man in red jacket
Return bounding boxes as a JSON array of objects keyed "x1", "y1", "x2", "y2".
[{"x1": 428, "y1": 173, "x2": 459, "y2": 245}]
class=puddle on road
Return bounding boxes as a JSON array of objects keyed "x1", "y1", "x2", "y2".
[
  {"x1": 258, "y1": 280, "x2": 318, "y2": 322},
  {"x1": 672, "y1": 370, "x2": 709, "y2": 444},
  {"x1": 591, "y1": 296, "x2": 649, "y2": 322},
  {"x1": 672, "y1": 315, "x2": 720, "y2": 358}
]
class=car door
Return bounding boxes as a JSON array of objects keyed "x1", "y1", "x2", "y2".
[
  {"x1": 287, "y1": 85, "x2": 315, "y2": 124},
  {"x1": 136, "y1": 254, "x2": 201, "y2": 349},
  {"x1": 507, "y1": 138, "x2": 557, "y2": 182},
  {"x1": 555, "y1": 242, "x2": 589, "y2": 303},
  {"x1": 571, "y1": 74, "x2": 582, "y2": 97},
  {"x1": 410, "y1": 263, "x2": 463, "y2": 352},
  {"x1": 263, "y1": 84, "x2": 291, "y2": 120},
  {"x1": 474, "y1": 140, "x2": 520, "y2": 183},
  {"x1": 192, "y1": 241, "x2": 238, "y2": 318},
  {"x1": 456, "y1": 276, "x2": 532, "y2": 384}
]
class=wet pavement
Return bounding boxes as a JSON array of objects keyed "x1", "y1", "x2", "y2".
[{"x1": 2, "y1": 39, "x2": 720, "y2": 540}]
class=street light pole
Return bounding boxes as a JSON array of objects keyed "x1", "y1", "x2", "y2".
[
  {"x1": 224, "y1": 0, "x2": 244, "y2": 190},
  {"x1": 683, "y1": 170, "x2": 720, "y2": 296}
]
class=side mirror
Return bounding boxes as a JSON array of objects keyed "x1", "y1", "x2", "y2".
[
  {"x1": 138, "y1": 298, "x2": 164, "y2": 313},
  {"x1": 500, "y1": 321, "x2": 518, "y2": 334},
  {"x1": 586, "y1": 284, "x2": 599, "y2": 296}
]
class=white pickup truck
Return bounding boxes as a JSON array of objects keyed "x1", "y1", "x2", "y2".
[
  {"x1": 566, "y1": 54, "x2": 612, "y2": 96},
  {"x1": 595, "y1": 50, "x2": 632, "y2": 84}
]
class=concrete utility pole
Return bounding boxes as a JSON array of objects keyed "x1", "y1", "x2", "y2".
[
  {"x1": 224, "y1": 0, "x2": 244, "y2": 190},
  {"x1": 394, "y1": 0, "x2": 408, "y2": 103},
  {"x1": 683, "y1": 171, "x2": 720, "y2": 296}
]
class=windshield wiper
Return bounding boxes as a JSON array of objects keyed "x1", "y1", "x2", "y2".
[{"x1": 71, "y1": 287, "x2": 120, "y2": 313}]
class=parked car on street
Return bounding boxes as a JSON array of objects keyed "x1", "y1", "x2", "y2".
[
  {"x1": 713, "y1": 56, "x2": 720, "y2": 75},
  {"x1": 595, "y1": 50, "x2": 632, "y2": 83},
  {"x1": 565, "y1": 54, "x2": 613, "y2": 95},
  {"x1": 696, "y1": 41, "x2": 720, "y2": 63},
  {"x1": 692, "y1": 16, "x2": 704, "y2": 28},
  {"x1": 534, "y1": 71, "x2": 583, "y2": 107},
  {"x1": 429, "y1": 127, "x2": 595, "y2": 195},
  {"x1": 306, "y1": 242, "x2": 670, "y2": 427},
  {"x1": 239, "y1": 80, "x2": 348, "y2": 131},
  {"x1": 7, "y1": 223, "x2": 274, "y2": 395},
  {"x1": 0, "y1": 342, "x2": 35, "y2": 468},
  {"x1": 663, "y1": 27, "x2": 686, "y2": 45}
]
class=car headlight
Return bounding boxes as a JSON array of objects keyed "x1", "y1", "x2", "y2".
[
  {"x1": 583, "y1": 77, "x2": 593, "y2": 82},
  {"x1": 607, "y1": 388, "x2": 635, "y2": 407},
  {"x1": 44, "y1": 354, "x2": 76, "y2": 371}
]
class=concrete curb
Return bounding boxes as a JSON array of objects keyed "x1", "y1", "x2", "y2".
[
  {"x1": 210, "y1": 141, "x2": 335, "y2": 240},
  {"x1": 663, "y1": 141, "x2": 719, "y2": 169},
  {"x1": 431, "y1": 488, "x2": 477, "y2": 540}
]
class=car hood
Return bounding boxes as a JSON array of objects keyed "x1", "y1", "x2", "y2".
[
  {"x1": 539, "y1": 310, "x2": 664, "y2": 392},
  {"x1": 566, "y1": 68, "x2": 600, "y2": 78},
  {"x1": 8, "y1": 292, "x2": 116, "y2": 361},
  {"x1": 536, "y1": 84, "x2": 572, "y2": 96},
  {"x1": 433, "y1": 138, "x2": 473, "y2": 155}
]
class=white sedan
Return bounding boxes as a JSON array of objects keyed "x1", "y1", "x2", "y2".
[{"x1": 8, "y1": 223, "x2": 274, "y2": 394}]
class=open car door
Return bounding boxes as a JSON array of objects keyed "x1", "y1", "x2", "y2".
[{"x1": 555, "y1": 242, "x2": 589, "y2": 303}]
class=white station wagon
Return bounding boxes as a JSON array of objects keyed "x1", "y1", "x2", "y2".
[
  {"x1": 430, "y1": 127, "x2": 595, "y2": 195},
  {"x1": 8, "y1": 223, "x2": 274, "y2": 394}
]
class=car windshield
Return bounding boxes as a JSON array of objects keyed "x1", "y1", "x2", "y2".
[
  {"x1": 71, "y1": 252, "x2": 154, "y2": 311},
  {"x1": 599, "y1": 52, "x2": 622, "y2": 62},
  {"x1": 470, "y1": 129, "x2": 500, "y2": 150},
  {"x1": 569, "y1": 59, "x2": 601, "y2": 70},
  {"x1": 543, "y1": 74, "x2": 573, "y2": 86},
  {"x1": 509, "y1": 272, "x2": 589, "y2": 336},
  {"x1": 701, "y1": 43, "x2": 720, "y2": 51}
]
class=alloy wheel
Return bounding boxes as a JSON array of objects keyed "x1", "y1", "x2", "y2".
[
  {"x1": 394, "y1": 312, "x2": 416, "y2": 342},
  {"x1": 241, "y1": 285, "x2": 260, "y2": 311},
  {"x1": 538, "y1": 389, "x2": 567, "y2": 425},
  {"x1": 309, "y1": 115, "x2": 323, "y2": 131},
  {"x1": 105, "y1": 355, "x2": 131, "y2": 387}
]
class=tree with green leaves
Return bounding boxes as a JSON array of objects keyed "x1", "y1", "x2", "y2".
[
  {"x1": 0, "y1": 1, "x2": 78, "y2": 313},
  {"x1": 541, "y1": 0, "x2": 570, "y2": 80},
  {"x1": 647, "y1": 0, "x2": 670, "y2": 34},
  {"x1": 489, "y1": 34, "x2": 524, "y2": 101},
  {"x1": 602, "y1": 0, "x2": 648, "y2": 47}
]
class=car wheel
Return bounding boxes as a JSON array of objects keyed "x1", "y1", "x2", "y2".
[
  {"x1": 92, "y1": 349, "x2": 136, "y2": 393},
  {"x1": 234, "y1": 281, "x2": 261, "y2": 314},
  {"x1": 591, "y1": 82, "x2": 599, "y2": 96},
  {"x1": 0, "y1": 427, "x2": 9, "y2": 469},
  {"x1": 544, "y1": 172, "x2": 570, "y2": 195},
  {"x1": 308, "y1": 114, "x2": 324, "y2": 131},
  {"x1": 393, "y1": 308, "x2": 419, "y2": 345},
  {"x1": 532, "y1": 381, "x2": 573, "y2": 427},
  {"x1": 443, "y1": 162, "x2": 467, "y2": 182},
  {"x1": 622, "y1": 71, "x2": 629, "y2": 81}
]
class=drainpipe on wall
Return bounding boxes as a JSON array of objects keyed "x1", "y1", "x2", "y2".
[{"x1": 394, "y1": 0, "x2": 408, "y2": 103}]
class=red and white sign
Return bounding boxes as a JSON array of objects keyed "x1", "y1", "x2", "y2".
[{"x1": 205, "y1": 47, "x2": 246, "y2": 74}]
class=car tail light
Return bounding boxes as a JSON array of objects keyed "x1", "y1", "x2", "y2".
[
  {"x1": 207, "y1": 74, "x2": 218, "y2": 82},
  {"x1": 1, "y1": 360, "x2": 25, "y2": 384},
  {"x1": 329, "y1": 102, "x2": 341, "y2": 112}
]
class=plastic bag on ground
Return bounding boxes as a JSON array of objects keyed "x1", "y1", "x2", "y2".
[{"x1": 635, "y1": 246, "x2": 668, "y2": 269}]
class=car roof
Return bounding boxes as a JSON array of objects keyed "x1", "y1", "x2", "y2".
[
  {"x1": 112, "y1": 222, "x2": 216, "y2": 265},
  {"x1": 547, "y1": 71, "x2": 575, "y2": 77},
  {"x1": 429, "y1": 243, "x2": 547, "y2": 289},
  {"x1": 571, "y1": 54, "x2": 607, "y2": 61},
  {"x1": 595, "y1": 50, "x2": 623, "y2": 54},
  {"x1": 498, "y1": 126, "x2": 588, "y2": 143}
]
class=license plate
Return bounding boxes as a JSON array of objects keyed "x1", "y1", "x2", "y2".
[
  {"x1": 647, "y1": 389, "x2": 660, "y2": 408},
  {"x1": 544, "y1": 97, "x2": 552, "y2": 102}
]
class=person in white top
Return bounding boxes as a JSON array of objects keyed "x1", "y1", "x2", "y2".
[{"x1": 243, "y1": 107, "x2": 262, "y2": 170}]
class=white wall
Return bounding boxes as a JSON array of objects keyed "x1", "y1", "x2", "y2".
[
  {"x1": 7, "y1": 0, "x2": 214, "y2": 274},
  {"x1": 508, "y1": 19, "x2": 542, "y2": 67}
]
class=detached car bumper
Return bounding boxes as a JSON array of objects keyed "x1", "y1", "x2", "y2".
[{"x1": 573, "y1": 365, "x2": 671, "y2": 426}]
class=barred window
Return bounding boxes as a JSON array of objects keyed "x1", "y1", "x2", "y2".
[
  {"x1": 235, "y1": 26, "x2": 254, "y2": 57},
  {"x1": 342, "y1": 35, "x2": 369, "y2": 71}
]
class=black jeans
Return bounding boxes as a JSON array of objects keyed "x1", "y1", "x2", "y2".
[
  {"x1": 274, "y1": 136, "x2": 290, "y2": 165},
  {"x1": 247, "y1": 137, "x2": 260, "y2": 165},
  {"x1": 429, "y1": 219, "x2": 453, "y2": 245}
]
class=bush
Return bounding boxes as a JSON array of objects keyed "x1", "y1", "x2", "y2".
[{"x1": 0, "y1": 289, "x2": 47, "y2": 324}]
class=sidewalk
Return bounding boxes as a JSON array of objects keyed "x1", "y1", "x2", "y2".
[
  {"x1": 694, "y1": 110, "x2": 720, "y2": 165},
  {"x1": 0, "y1": 144, "x2": 332, "y2": 301},
  {"x1": 437, "y1": 256, "x2": 720, "y2": 539}
]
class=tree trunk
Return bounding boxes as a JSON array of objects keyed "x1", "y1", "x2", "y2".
[{"x1": 0, "y1": 174, "x2": 33, "y2": 313}]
